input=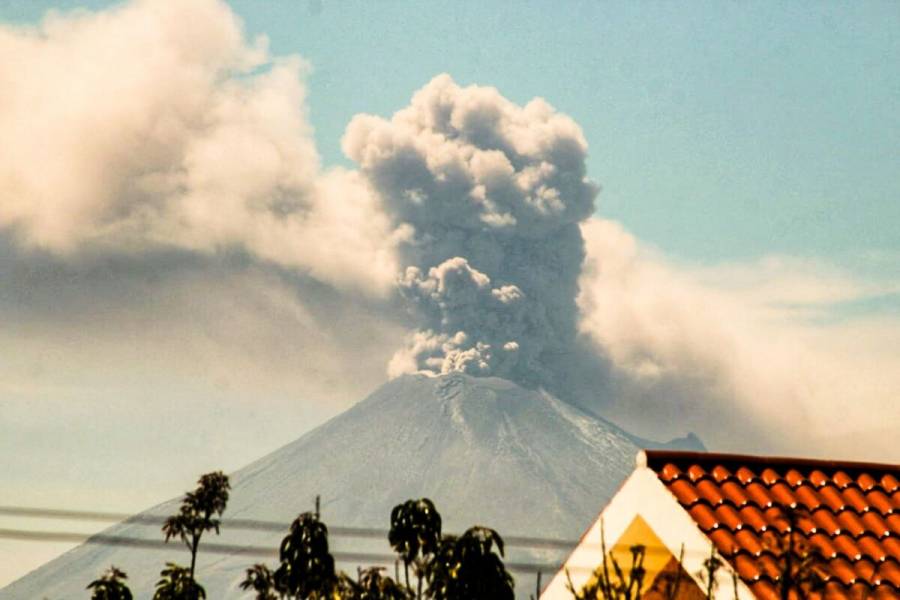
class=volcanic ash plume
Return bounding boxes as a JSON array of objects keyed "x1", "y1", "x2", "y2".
[{"x1": 344, "y1": 74, "x2": 599, "y2": 390}]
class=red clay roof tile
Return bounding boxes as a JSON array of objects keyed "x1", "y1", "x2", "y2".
[
  {"x1": 689, "y1": 503, "x2": 719, "y2": 532},
  {"x1": 736, "y1": 467, "x2": 757, "y2": 485},
  {"x1": 867, "y1": 491, "x2": 895, "y2": 515},
  {"x1": 886, "y1": 515, "x2": 900, "y2": 536},
  {"x1": 836, "y1": 510, "x2": 867, "y2": 538},
  {"x1": 858, "y1": 474, "x2": 879, "y2": 492},
  {"x1": 712, "y1": 465, "x2": 733, "y2": 483},
  {"x1": 857, "y1": 536, "x2": 888, "y2": 562},
  {"x1": 735, "y1": 529, "x2": 766, "y2": 556},
  {"x1": 890, "y1": 491, "x2": 900, "y2": 512},
  {"x1": 739, "y1": 506, "x2": 770, "y2": 533},
  {"x1": 659, "y1": 462, "x2": 681, "y2": 482},
  {"x1": 820, "y1": 486, "x2": 849, "y2": 512},
  {"x1": 882, "y1": 475, "x2": 900, "y2": 494},
  {"x1": 861, "y1": 512, "x2": 891, "y2": 538},
  {"x1": 687, "y1": 464, "x2": 707, "y2": 482},
  {"x1": 809, "y1": 470, "x2": 831, "y2": 488},
  {"x1": 811, "y1": 509, "x2": 844, "y2": 537},
  {"x1": 833, "y1": 472, "x2": 855, "y2": 489},
  {"x1": 843, "y1": 487, "x2": 871, "y2": 513},
  {"x1": 882, "y1": 537, "x2": 900, "y2": 557},
  {"x1": 722, "y1": 480, "x2": 751, "y2": 507},
  {"x1": 697, "y1": 479, "x2": 726, "y2": 506},
  {"x1": 747, "y1": 482, "x2": 777, "y2": 508},
  {"x1": 797, "y1": 485, "x2": 825, "y2": 511},
  {"x1": 876, "y1": 561, "x2": 900, "y2": 587},
  {"x1": 810, "y1": 532, "x2": 839, "y2": 559},
  {"x1": 716, "y1": 505, "x2": 745, "y2": 531},
  {"x1": 748, "y1": 580, "x2": 779, "y2": 600},
  {"x1": 645, "y1": 451, "x2": 900, "y2": 600}
]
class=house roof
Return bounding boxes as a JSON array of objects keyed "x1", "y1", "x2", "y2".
[{"x1": 646, "y1": 450, "x2": 900, "y2": 600}]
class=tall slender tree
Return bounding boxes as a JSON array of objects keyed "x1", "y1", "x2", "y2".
[
  {"x1": 161, "y1": 471, "x2": 231, "y2": 582},
  {"x1": 389, "y1": 498, "x2": 442, "y2": 597}
]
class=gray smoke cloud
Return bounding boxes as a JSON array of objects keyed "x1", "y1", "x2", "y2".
[{"x1": 344, "y1": 75, "x2": 598, "y2": 390}]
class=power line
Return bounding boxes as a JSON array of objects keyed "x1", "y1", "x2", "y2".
[
  {"x1": 0, "y1": 505, "x2": 578, "y2": 551},
  {"x1": 0, "y1": 504, "x2": 721, "y2": 558},
  {"x1": 0, "y1": 527, "x2": 575, "y2": 575}
]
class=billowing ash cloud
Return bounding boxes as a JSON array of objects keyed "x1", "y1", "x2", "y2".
[{"x1": 344, "y1": 75, "x2": 598, "y2": 390}]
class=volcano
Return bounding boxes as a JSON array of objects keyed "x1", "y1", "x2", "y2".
[{"x1": 1, "y1": 373, "x2": 701, "y2": 599}]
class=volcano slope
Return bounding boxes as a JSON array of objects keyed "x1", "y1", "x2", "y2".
[{"x1": 1, "y1": 373, "x2": 700, "y2": 599}]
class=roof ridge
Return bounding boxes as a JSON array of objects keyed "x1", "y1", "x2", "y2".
[{"x1": 644, "y1": 450, "x2": 900, "y2": 478}]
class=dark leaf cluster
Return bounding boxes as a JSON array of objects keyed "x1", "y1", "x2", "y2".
[
  {"x1": 86, "y1": 566, "x2": 133, "y2": 600},
  {"x1": 275, "y1": 511, "x2": 339, "y2": 598},
  {"x1": 337, "y1": 567, "x2": 412, "y2": 600},
  {"x1": 389, "y1": 499, "x2": 442, "y2": 564},
  {"x1": 162, "y1": 471, "x2": 230, "y2": 549},
  {"x1": 152, "y1": 563, "x2": 206, "y2": 600},
  {"x1": 426, "y1": 527, "x2": 514, "y2": 600}
]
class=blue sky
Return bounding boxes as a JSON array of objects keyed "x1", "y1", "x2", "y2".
[{"x1": 3, "y1": 0, "x2": 897, "y2": 265}]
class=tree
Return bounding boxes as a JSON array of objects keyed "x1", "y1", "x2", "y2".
[
  {"x1": 162, "y1": 471, "x2": 231, "y2": 582},
  {"x1": 240, "y1": 564, "x2": 282, "y2": 600},
  {"x1": 337, "y1": 567, "x2": 413, "y2": 600},
  {"x1": 426, "y1": 526, "x2": 514, "y2": 600},
  {"x1": 86, "y1": 566, "x2": 133, "y2": 600},
  {"x1": 274, "y1": 511, "x2": 338, "y2": 599},
  {"x1": 389, "y1": 498, "x2": 442, "y2": 597},
  {"x1": 153, "y1": 563, "x2": 206, "y2": 600}
]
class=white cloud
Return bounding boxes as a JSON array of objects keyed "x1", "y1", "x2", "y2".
[
  {"x1": 0, "y1": 0, "x2": 397, "y2": 295},
  {"x1": 578, "y1": 218, "x2": 900, "y2": 460}
]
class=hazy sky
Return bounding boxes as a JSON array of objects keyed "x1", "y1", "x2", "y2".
[{"x1": 0, "y1": 0, "x2": 898, "y2": 588}]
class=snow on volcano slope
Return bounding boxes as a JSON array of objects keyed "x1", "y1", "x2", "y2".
[{"x1": 2, "y1": 374, "x2": 693, "y2": 599}]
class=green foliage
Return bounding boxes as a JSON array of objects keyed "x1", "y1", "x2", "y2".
[
  {"x1": 153, "y1": 563, "x2": 206, "y2": 600},
  {"x1": 389, "y1": 498, "x2": 442, "y2": 596},
  {"x1": 337, "y1": 567, "x2": 412, "y2": 600},
  {"x1": 82, "y1": 485, "x2": 514, "y2": 600},
  {"x1": 389, "y1": 499, "x2": 442, "y2": 565},
  {"x1": 275, "y1": 511, "x2": 338, "y2": 599},
  {"x1": 86, "y1": 566, "x2": 133, "y2": 600},
  {"x1": 162, "y1": 471, "x2": 231, "y2": 579},
  {"x1": 240, "y1": 564, "x2": 282, "y2": 600},
  {"x1": 426, "y1": 526, "x2": 514, "y2": 600}
]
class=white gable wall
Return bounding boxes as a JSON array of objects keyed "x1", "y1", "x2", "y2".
[{"x1": 541, "y1": 452, "x2": 756, "y2": 600}]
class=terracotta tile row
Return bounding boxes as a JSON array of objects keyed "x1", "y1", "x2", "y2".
[
  {"x1": 704, "y1": 527, "x2": 900, "y2": 567},
  {"x1": 648, "y1": 452, "x2": 900, "y2": 599},
  {"x1": 669, "y1": 478, "x2": 900, "y2": 538},
  {"x1": 661, "y1": 465, "x2": 899, "y2": 517},
  {"x1": 749, "y1": 579, "x2": 899, "y2": 600}
]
